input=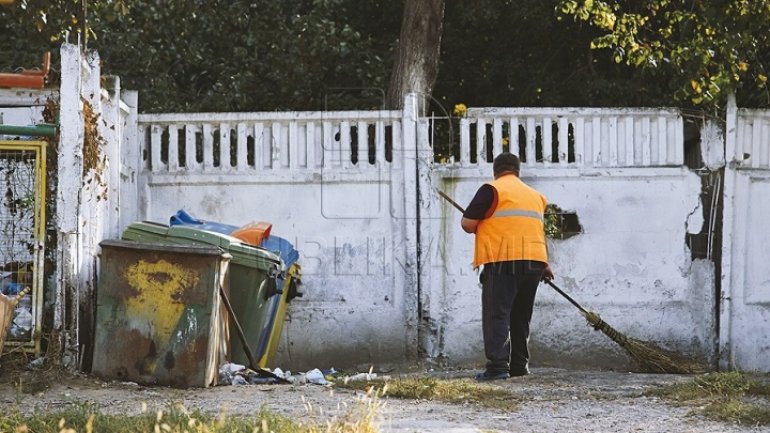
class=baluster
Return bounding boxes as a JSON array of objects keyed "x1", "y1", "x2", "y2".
[
  {"x1": 542, "y1": 117, "x2": 552, "y2": 164},
  {"x1": 254, "y1": 123, "x2": 264, "y2": 170},
  {"x1": 151, "y1": 125, "x2": 163, "y2": 172},
  {"x1": 624, "y1": 116, "x2": 634, "y2": 167},
  {"x1": 509, "y1": 117, "x2": 519, "y2": 158},
  {"x1": 575, "y1": 117, "x2": 585, "y2": 166},
  {"x1": 306, "y1": 121, "x2": 316, "y2": 169},
  {"x1": 219, "y1": 123, "x2": 231, "y2": 169},
  {"x1": 168, "y1": 125, "x2": 179, "y2": 171},
  {"x1": 525, "y1": 117, "x2": 536, "y2": 165},
  {"x1": 185, "y1": 124, "x2": 197, "y2": 170},
  {"x1": 558, "y1": 117, "x2": 569, "y2": 166},
  {"x1": 657, "y1": 116, "x2": 667, "y2": 166},
  {"x1": 493, "y1": 118, "x2": 503, "y2": 156},
  {"x1": 358, "y1": 121, "x2": 368, "y2": 166},
  {"x1": 237, "y1": 123, "x2": 248, "y2": 171},
  {"x1": 459, "y1": 118, "x2": 470, "y2": 166},
  {"x1": 202, "y1": 123, "x2": 213, "y2": 170},
  {"x1": 375, "y1": 121, "x2": 385, "y2": 166},
  {"x1": 476, "y1": 118, "x2": 488, "y2": 164},
  {"x1": 608, "y1": 117, "x2": 618, "y2": 167},
  {"x1": 340, "y1": 121, "x2": 351, "y2": 168},
  {"x1": 641, "y1": 117, "x2": 651, "y2": 166},
  {"x1": 289, "y1": 121, "x2": 299, "y2": 170}
]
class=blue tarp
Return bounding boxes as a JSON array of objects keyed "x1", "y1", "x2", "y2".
[{"x1": 169, "y1": 209, "x2": 299, "y2": 268}]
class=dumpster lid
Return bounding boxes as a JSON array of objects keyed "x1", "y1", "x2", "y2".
[
  {"x1": 168, "y1": 225, "x2": 240, "y2": 248},
  {"x1": 167, "y1": 226, "x2": 281, "y2": 268},
  {"x1": 122, "y1": 222, "x2": 174, "y2": 245},
  {"x1": 100, "y1": 239, "x2": 229, "y2": 257},
  {"x1": 132, "y1": 221, "x2": 170, "y2": 235}
]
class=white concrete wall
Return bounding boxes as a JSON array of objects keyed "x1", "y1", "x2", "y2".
[
  {"x1": 56, "y1": 43, "x2": 86, "y2": 365},
  {"x1": 720, "y1": 100, "x2": 770, "y2": 372},
  {"x1": 130, "y1": 103, "x2": 719, "y2": 372},
  {"x1": 56, "y1": 44, "x2": 126, "y2": 367},
  {"x1": 0, "y1": 106, "x2": 44, "y2": 130},
  {"x1": 420, "y1": 166, "x2": 714, "y2": 370},
  {"x1": 0, "y1": 89, "x2": 52, "y2": 140},
  {"x1": 134, "y1": 98, "x2": 421, "y2": 370},
  {"x1": 143, "y1": 173, "x2": 418, "y2": 370}
]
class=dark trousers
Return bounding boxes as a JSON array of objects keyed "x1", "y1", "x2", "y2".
[{"x1": 480, "y1": 260, "x2": 545, "y2": 374}]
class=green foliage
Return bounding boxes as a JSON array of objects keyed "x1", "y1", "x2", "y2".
[
  {"x1": 5, "y1": 0, "x2": 769, "y2": 113},
  {"x1": 0, "y1": 0, "x2": 398, "y2": 112},
  {"x1": 431, "y1": 0, "x2": 674, "y2": 112},
  {"x1": 544, "y1": 203, "x2": 562, "y2": 240},
  {"x1": 557, "y1": 0, "x2": 770, "y2": 108},
  {"x1": 93, "y1": 0, "x2": 397, "y2": 112}
]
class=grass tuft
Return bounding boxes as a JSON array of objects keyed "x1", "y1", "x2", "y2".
[
  {"x1": 0, "y1": 396, "x2": 383, "y2": 433},
  {"x1": 337, "y1": 376, "x2": 518, "y2": 411},
  {"x1": 647, "y1": 371, "x2": 751, "y2": 401},
  {"x1": 701, "y1": 399, "x2": 770, "y2": 426},
  {"x1": 647, "y1": 371, "x2": 770, "y2": 426}
]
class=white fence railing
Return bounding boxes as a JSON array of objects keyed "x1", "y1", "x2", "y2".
[
  {"x1": 138, "y1": 106, "x2": 690, "y2": 174},
  {"x1": 456, "y1": 108, "x2": 684, "y2": 167},
  {"x1": 138, "y1": 110, "x2": 402, "y2": 173},
  {"x1": 733, "y1": 109, "x2": 770, "y2": 169}
]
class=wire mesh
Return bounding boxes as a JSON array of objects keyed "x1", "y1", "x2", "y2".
[{"x1": 0, "y1": 147, "x2": 42, "y2": 344}]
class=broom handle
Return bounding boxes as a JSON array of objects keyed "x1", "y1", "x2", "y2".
[
  {"x1": 436, "y1": 189, "x2": 466, "y2": 214},
  {"x1": 544, "y1": 280, "x2": 590, "y2": 316},
  {"x1": 219, "y1": 286, "x2": 289, "y2": 383}
]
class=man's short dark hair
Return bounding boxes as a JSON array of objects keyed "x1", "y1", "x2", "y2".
[{"x1": 493, "y1": 152, "x2": 520, "y2": 176}]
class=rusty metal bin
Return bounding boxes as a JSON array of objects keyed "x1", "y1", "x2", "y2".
[
  {"x1": 122, "y1": 222, "x2": 283, "y2": 368},
  {"x1": 92, "y1": 240, "x2": 231, "y2": 388}
]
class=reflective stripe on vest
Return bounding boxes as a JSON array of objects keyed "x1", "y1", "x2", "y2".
[{"x1": 492, "y1": 208, "x2": 544, "y2": 221}]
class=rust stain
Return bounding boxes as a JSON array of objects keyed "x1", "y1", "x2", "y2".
[
  {"x1": 115, "y1": 329, "x2": 153, "y2": 379},
  {"x1": 172, "y1": 334, "x2": 209, "y2": 378}
]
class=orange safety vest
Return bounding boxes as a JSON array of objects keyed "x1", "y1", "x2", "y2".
[{"x1": 474, "y1": 174, "x2": 548, "y2": 267}]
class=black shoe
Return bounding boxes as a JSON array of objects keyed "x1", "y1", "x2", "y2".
[
  {"x1": 509, "y1": 369, "x2": 529, "y2": 377},
  {"x1": 474, "y1": 371, "x2": 510, "y2": 381}
]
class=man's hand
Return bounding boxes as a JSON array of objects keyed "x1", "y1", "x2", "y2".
[
  {"x1": 542, "y1": 263, "x2": 554, "y2": 281},
  {"x1": 461, "y1": 217, "x2": 480, "y2": 234}
]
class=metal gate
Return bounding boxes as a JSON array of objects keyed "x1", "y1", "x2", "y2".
[{"x1": 0, "y1": 140, "x2": 46, "y2": 353}]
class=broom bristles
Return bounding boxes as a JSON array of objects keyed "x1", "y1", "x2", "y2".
[{"x1": 581, "y1": 311, "x2": 705, "y2": 374}]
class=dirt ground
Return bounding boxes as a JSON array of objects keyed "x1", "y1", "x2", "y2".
[{"x1": 1, "y1": 364, "x2": 769, "y2": 433}]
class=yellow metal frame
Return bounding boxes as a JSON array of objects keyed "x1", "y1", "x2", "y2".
[
  {"x1": 258, "y1": 263, "x2": 300, "y2": 368},
  {"x1": 0, "y1": 141, "x2": 46, "y2": 353}
]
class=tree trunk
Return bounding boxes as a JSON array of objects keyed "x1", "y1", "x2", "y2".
[{"x1": 386, "y1": 0, "x2": 445, "y2": 110}]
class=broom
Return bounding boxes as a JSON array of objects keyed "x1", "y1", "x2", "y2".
[
  {"x1": 544, "y1": 280, "x2": 705, "y2": 374},
  {"x1": 436, "y1": 189, "x2": 705, "y2": 374}
]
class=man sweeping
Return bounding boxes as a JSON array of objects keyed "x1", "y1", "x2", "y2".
[{"x1": 461, "y1": 152, "x2": 553, "y2": 381}]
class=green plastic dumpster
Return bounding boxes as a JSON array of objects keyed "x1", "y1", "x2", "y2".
[
  {"x1": 121, "y1": 222, "x2": 282, "y2": 367},
  {"x1": 93, "y1": 240, "x2": 231, "y2": 388}
]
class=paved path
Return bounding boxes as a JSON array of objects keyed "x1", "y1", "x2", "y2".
[{"x1": 1, "y1": 367, "x2": 768, "y2": 432}]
